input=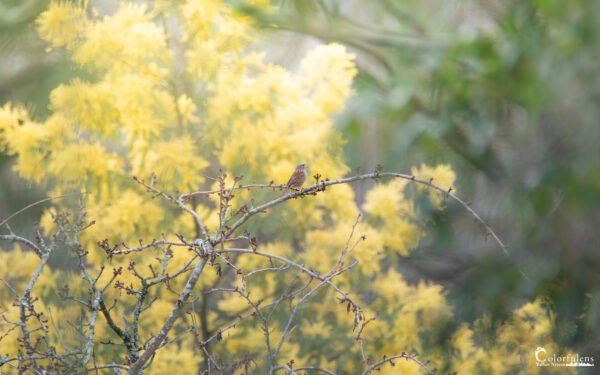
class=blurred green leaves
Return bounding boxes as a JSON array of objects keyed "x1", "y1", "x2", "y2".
[{"x1": 239, "y1": 0, "x2": 600, "y2": 360}]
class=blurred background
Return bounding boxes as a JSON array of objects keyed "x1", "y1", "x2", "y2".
[{"x1": 1, "y1": 0, "x2": 599, "y2": 366}]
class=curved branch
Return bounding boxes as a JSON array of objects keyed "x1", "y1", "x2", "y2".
[
  {"x1": 0, "y1": 234, "x2": 43, "y2": 258},
  {"x1": 0, "y1": 192, "x2": 88, "y2": 229},
  {"x1": 362, "y1": 352, "x2": 434, "y2": 375},
  {"x1": 203, "y1": 171, "x2": 507, "y2": 256},
  {"x1": 273, "y1": 364, "x2": 337, "y2": 375}
]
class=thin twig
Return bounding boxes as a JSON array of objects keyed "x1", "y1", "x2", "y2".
[
  {"x1": 0, "y1": 234, "x2": 44, "y2": 258},
  {"x1": 0, "y1": 192, "x2": 88, "y2": 228},
  {"x1": 362, "y1": 352, "x2": 434, "y2": 374},
  {"x1": 199, "y1": 172, "x2": 507, "y2": 256}
]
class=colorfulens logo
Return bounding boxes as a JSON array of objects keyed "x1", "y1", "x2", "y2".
[{"x1": 535, "y1": 347, "x2": 595, "y2": 367}]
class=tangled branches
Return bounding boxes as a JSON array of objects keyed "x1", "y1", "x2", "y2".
[{"x1": 0, "y1": 168, "x2": 507, "y2": 374}]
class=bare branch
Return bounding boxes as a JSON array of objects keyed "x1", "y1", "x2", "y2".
[
  {"x1": 198, "y1": 247, "x2": 360, "y2": 349},
  {"x1": 81, "y1": 291, "x2": 101, "y2": 366},
  {"x1": 0, "y1": 192, "x2": 88, "y2": 229},
  {"x1": 203, "y1": 171, "x2": 508, "y2": 256},
  {"x1": 109, "y1": 239, "x2": 189, "y2": 256},
  {"x1": 0, "y1": 234, "x2": 44, "y2": 258},
  {"x1": 362, "y1": 352, "x2": 435, "y2": 374},
  {"x1": 273, "y1": 364, "x2": 337, "y2": 374},
  {"x1": 17, "y1": 243, "x2": 52, "y2": 371},
  {"x1": 181, "y1": 183, "x2": 287, "y2": 199},
  {"x1": 132, "y1": 176, "x2": 210, "y2": 239},
  {"x1": 85, "y1": 363, "x2": 130, "y2": 372},
  {"x1": 127, "y1": 253, "x2": 209, "y2": 374}
]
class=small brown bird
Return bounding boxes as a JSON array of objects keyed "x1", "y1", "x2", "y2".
[{"x1": 283, "y1": 163, "x2": 308, "y2": 194}]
